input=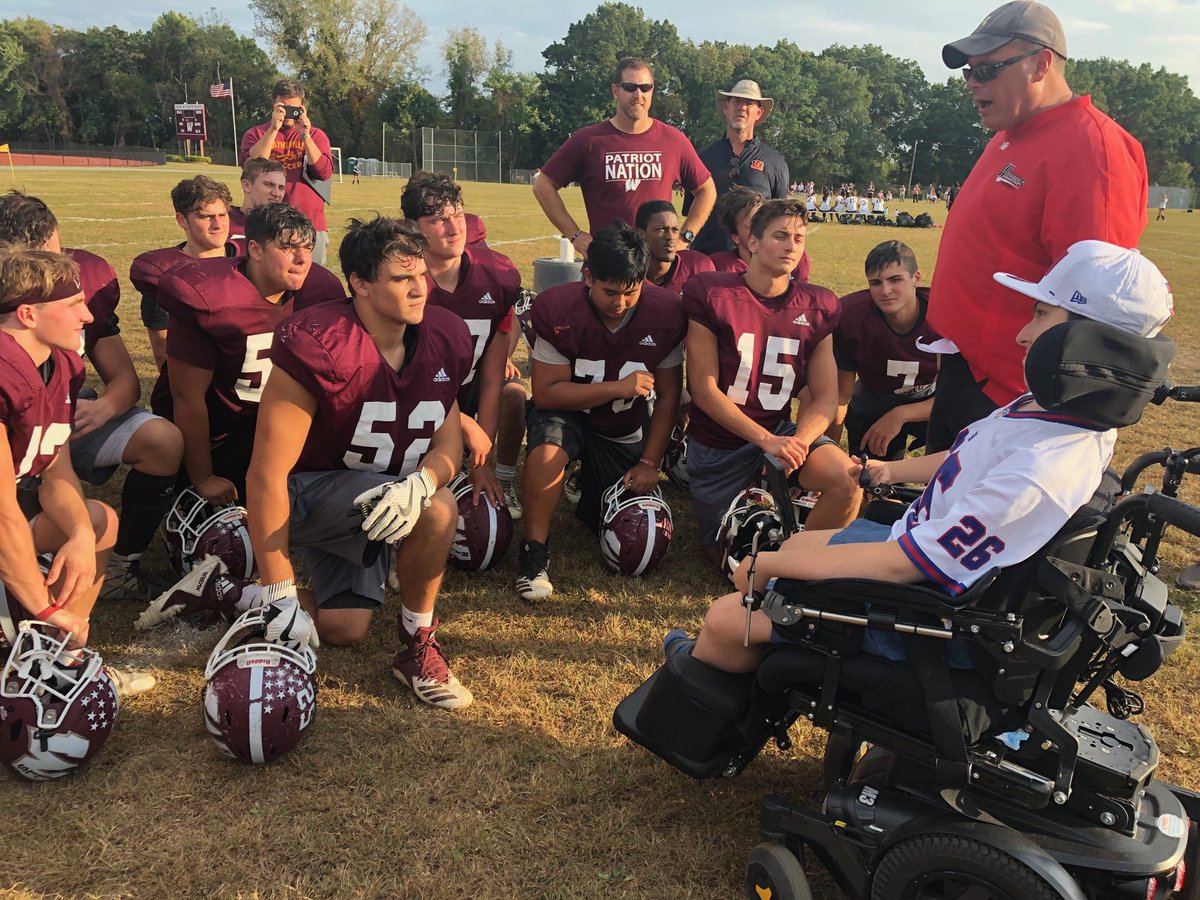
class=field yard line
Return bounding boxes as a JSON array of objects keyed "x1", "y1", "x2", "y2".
[
  {"x1": 1141, "y1": 245, "x2": 1200, "y2": 261},
  {"x1": 61, "y1": 214, "x2": 173, "y2": 223},
  {"x1": 489, "y1": 235, "x2": 562, "y2": 246}
]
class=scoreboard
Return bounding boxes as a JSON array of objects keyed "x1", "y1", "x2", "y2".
[{"x1": 174, "y1": 103, "x2": 208, "y2": 141}]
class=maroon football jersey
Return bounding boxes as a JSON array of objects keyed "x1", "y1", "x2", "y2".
[
  {"x1": 834, "y1": 287, "x2": 939, "y2": 398},
  {"x1": 684, "y1": 271, "x2": 841, "y2": 449},
  {"x1": 0, "y1": 333, "x2": 84, "y2": 479},
  {"x1": 424, "y1": 247, "x2": 520, "y2": 399},
  {"x1": 272, "y1": 301, "x2": 473, "y2": 476},
  {"x1": 66, "y1": 248, "x2": 120, "y2": 357},
  {"x1": 130, "y1": 243, "x2": 241, "y2": 321},
  {"x1": 151, "y1": 259, "x2": 346, "y2": 439},
  {"x1": 649, "y1": 248, "x2": 716, "y2": 296},
  {"x1": 228, "y1": 206, "x2": 247, "y2": 255},
  {"x1": 531, "y1": 281, "x2": 686, "y2": 439},
  {"x1": 708, "y1": 248, "x2": 812, "y2": 281},
  {"x1": 465, "y1": 213, "x2": 487, "y2": 246}
]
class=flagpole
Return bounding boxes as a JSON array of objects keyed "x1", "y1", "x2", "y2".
[{"x1": 230, "y1": 75, "x2": 238, "y2": 163}]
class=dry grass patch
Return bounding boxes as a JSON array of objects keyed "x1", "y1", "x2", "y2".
[{"x1": 0, "y1": 167, "x2": 1197, "y2": 898}]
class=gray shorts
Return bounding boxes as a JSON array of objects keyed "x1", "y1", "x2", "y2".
[
  {"x1": 288, "y1": 469, "x2": 396, "y2": 609},
  {"x1": 70, "y1": 407, "x2": 161, "y2": 484},
  {"x1": 687, "y1": 421, "x2": 835, "y2": 547}
]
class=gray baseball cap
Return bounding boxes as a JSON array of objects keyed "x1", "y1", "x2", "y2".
[{"x1": 942, "y1": 1, "x2": 1067, "y2": 69}]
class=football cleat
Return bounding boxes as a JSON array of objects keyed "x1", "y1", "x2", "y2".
[
  {"x1": 136, "y1": 554, "x2": 249, "y2": 632},
  {"x1": 516, "y1": 540, "x2": 553, "y2": 602},
  {"x1": 392, "y1": 618, "x2": 473, "y2": 709}
]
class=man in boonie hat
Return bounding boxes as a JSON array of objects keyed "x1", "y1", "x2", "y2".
[{"x1": 687, "y1": 79, "x2": 790, "y2": 255}]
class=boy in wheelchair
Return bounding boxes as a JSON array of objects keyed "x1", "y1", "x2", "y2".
[{"x1": 688, "y1": 240, "x2": 1173, "y2": 677}]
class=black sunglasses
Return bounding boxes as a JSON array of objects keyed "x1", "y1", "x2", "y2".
[
  {"x1": 617, "y1": 82, "x2": 654, "y2": 93},
  {"x1": 728, "y1": 156, "x2": 740, "y2": 182},
  {"x1": 961, "y1": 46, "x2": 1045, "y2": 83}
]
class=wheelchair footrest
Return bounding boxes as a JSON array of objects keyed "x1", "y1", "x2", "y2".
[{"x1": 613, "y1": 651, "x2": 780, "y2": 779}]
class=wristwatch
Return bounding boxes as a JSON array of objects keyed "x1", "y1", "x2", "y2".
[{"x1": 680, "y1": 228, "x2": 695, "y2": 244}]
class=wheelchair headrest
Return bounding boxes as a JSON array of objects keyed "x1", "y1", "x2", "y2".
[{"x1": 1025, "y1": 320, "x2": 1175, "y2": 430}]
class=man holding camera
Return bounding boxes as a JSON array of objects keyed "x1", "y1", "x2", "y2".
[{"x1": 241, "y1": 79, "x2": 333, "y2": 265}]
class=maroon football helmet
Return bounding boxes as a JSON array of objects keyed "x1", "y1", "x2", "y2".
[
  {"x1": 162, "y1": 488, "x2": 256, "y2": 580},
  {"x1": 717, "y1": 487, "x2": 787, "y2": 583},
  {"x1": 0, "y1": 622, "x2": 118, "y2": 780},
  {"x1": 599, "y1": 482, "x2": 673, "y2": 576},
  {"x1": 203, "y1": 606, "x2": 318, "y2": 765},
  {"x1": 662, "y1": 424, "x2": 690, "y2": 491},
  {"x1": 447, "y1": 472, "x2": 514, "y2": 572}
]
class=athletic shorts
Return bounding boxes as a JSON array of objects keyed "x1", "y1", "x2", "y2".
[
  {"x1": 687, "y1": 421, "x2": 836, "y2": 548},
  {"x1": 287, "y1": 469, "x2": 397, "y2": 609},
  {"x1": 926, "y1": 353, "x2": 998, "y2": 454},
  {"x1": 845, "y1": 404, "x2": 927, "y2": 462},
  {"x1": 70, "y1": 407, "x2": 162, "y2": 484},
  {"x1": 525, "y1": 406, "x2": 642, "y2": 532},
  {"x1": 767, "y1": 518, "x2": 971, "y2": 668}
]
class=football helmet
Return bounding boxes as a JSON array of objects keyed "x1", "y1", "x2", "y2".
[
  {"x1": 599, "y1": 482, "x2": 673, "y2": 576},
  {"x1": 203, "y1": 606, "x2": 317, "y2": 765},
  {"x1": 447, "y1": 472, "x2": 514, "y2": 572},
  {"x1": 162, "y1": 488, "x2": 256, "y2": 580},
  {"x1": 514, "y1": 288, "x2": 536, "y2": 351},
  {"x1": 662, "y1": 424, "x2": 690, "y2": 491},
  {"x1": 717, "y1": 487, "x2": 788, "y2": 584},
  {"x1": 0, "y1": 622, "x2": 118, "y2": 780}
]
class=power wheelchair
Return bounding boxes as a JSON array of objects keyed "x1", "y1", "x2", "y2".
[{"x1": 615, "y1": 374, "x2": 1200, "y2": 898}]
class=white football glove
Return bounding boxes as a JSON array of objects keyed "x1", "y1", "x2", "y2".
[
  {"x1": 352, "y1": 468, "x2": 437, "y2": 545},
  {"x1": 261, "y1": 581, "x2": 319, "y2": 650}
]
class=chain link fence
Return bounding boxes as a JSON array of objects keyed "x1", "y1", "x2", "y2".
[
  {"x1": 1149, "y1": 185, "x2": 1193, "y2": 209},
  {"x1": 420, "y1": 128, "x2": 502, "y2": 183}
]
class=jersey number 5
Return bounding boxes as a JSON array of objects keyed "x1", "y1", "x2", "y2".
[{"x1": 234, "y1": 333, "x2": 275, "y2": 403}]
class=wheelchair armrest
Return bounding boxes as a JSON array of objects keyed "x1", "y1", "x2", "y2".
[{"x1": 772, "y1": 570, "x2": 998, "y2": 613}]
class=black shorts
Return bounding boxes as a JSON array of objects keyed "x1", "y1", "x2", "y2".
[
  {"x1": 845, "y1": 405, "x2": 927, "y2": 461},
  {"x1": 925, "y1": 353, "x2": 999, "y2": 453},
  {"x1": 141, "y1": 293, "x2": 169, "y2": 330},
  {"x1": 525, "y1": 406, "x2": 642, "y2": 532}
]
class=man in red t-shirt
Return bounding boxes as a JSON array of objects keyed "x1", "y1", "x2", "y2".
[
  {"x1": 240, "y1": 79, "x2": 334, "y2": 266},
  {"x1": 533, "y1": 56, "x2": 716, "y2": 257},
  {"x1": 926, "y1": 1, "x2": 1148, "y2": 450}
]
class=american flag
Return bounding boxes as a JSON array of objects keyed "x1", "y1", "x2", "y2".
[{"x1": 209, "y1": 80, "x2": 233, "y2": 99}]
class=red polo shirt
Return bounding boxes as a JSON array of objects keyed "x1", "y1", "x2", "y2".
[{"x1": 928, "y1": 95, "x2": 1147, "y2": 405}]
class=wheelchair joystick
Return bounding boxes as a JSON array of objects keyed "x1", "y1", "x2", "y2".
[
  {"x1": 742, "y1": 527, "x2": 768, "y2": 648},
  {"x1": 859, "y1": 452, "x2": 896, "y2": 499}
]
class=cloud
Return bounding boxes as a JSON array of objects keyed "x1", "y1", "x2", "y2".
[{"x1": 1062, "y1": 17, "x2": 1111, "y2": 30}]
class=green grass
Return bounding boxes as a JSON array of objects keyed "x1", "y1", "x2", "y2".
[{"x1": 2, "y1": 165, "x2": 1199, "y2": 899}]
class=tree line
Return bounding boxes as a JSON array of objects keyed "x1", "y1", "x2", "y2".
[{"x1": 2, "y1": 2, "x2": 1197, "y2": 189}]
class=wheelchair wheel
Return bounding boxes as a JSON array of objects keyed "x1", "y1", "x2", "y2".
[
  {"x1": 744, "y1": 842, "x2": 813, "y2": 900},
  {"x1": 870, "y1": 834, "x2": 1066, "y2": 900}
]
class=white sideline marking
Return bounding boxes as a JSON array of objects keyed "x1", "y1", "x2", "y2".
[{"x1": 1140, "y1": 245, "x2": 1200, "y2": 262}]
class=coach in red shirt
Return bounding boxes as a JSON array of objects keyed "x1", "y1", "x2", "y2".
[
  {"x1": 241, "y1": 79, "x2": 334, "y2": 266},
  {"x1": 534, "y1": 56, "x2": 716, "y2": 257},
  {"x1": 925, "y1": 0, "x2": 1147, "y2": 450}
]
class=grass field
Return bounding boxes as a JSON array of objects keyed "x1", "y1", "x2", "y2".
[{"x1": 3, "y1": 164, "x2": 1200, "y2": 899}]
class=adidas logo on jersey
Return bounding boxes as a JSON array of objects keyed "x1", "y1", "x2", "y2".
[
  {"x1": 479, "y1": 292, "x2": 495, "y2": 304},
  {"x1": 434, "y1": 368, "x2": 451, "y2": 382},
  {"x1": 640, "y1": 334, "x2": 656, "y2": 347},
  {"x1": 792, "y1": 314, "x2": 810, "y2": 326}
]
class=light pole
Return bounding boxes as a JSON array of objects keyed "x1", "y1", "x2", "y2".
[
  {"x1": 382, "y1": 122, "x2": 386, "y2": 171},
  {"x1": 906, "y1": 139, "x2": 920, "y2": 199}
]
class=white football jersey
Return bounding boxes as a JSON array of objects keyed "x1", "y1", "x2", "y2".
[{"x1": 889, "y1": 395, "x2": 1117, "y2": 597}]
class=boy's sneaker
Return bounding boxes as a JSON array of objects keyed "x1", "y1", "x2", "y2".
[
  {"x1": 502, "y1": 483, "x2": 523, "y2": 521},
  {"x1": 662, "y1": 628, "x2": 696, "y2": 659},
  {"x1": 104, "y1": 665, "x2": 157, "y2": 699},
  {"x1": 100, "y1": 553, "x2": 167, "y2": 603},
  {"x1": 563, "y1": 464, "x2": 582, "y2": 506},
  {"x1": 516, "y1": 540, "x2": 553, "y2": 602},
  {"x1": 392, "y1": 619, "x2": 473, "y2": 709},
  {"x1": 135, "y1": 554, "x2": 245, "y2": 631}
]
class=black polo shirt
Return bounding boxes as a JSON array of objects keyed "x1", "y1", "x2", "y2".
[{"x1": 685, "y1": 135, "x2": 789, "y2": 254}]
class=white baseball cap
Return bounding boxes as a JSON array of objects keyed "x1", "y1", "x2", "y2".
[{"x1": 993, "y1": 240, "x2": 1173, "y2": 337}]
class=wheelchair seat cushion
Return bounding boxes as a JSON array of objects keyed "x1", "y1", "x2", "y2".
[{"x1": 757, "y1": 645, "x2": 1016, "y2": 745}]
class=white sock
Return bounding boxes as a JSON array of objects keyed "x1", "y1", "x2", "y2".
[
  {"x1": 401, "y1": 606, "x2": 434, "y2": 635},
  {"x1": 495, "y1": 463, "x2": 516, "y2": 486}
]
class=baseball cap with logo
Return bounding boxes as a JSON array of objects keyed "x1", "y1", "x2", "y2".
[
  {"x1": 943, "y1": 1, "x2": 1067, "y2": 69},
  {"x1": 993, "y1": 240, "x2": 1174, "y2": 338}
]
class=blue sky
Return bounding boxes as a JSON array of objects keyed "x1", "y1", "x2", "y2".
[{"x1": 12, "y1": 0, "x2": 1199, "y2": 97}]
